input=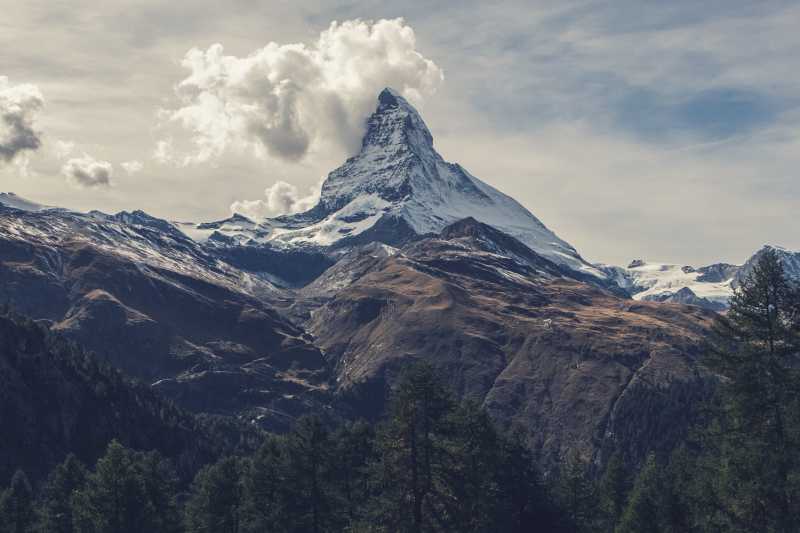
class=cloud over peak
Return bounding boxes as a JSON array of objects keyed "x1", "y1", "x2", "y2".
[
  {"x1": 162, "y1": 18, "x2": 443, "y2": 165},
  {"x1": 230, "y1": 179, "x2": 322, "y2": 220},
  {"x1": 61, "y1": 154, "x2": 113, "y2": 188},
  {"x1": 0, "y1": 76, "x2": 44, "y2": 164}
]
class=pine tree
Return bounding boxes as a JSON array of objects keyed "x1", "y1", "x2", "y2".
[
  {"x1": 330, "y1": 420, "x2": 374, "y2": 527},
  {"x1": 184, "y1": 456, "x2": 244, "y2": 533},
  {"x1": 134, "y1": 451, "x2": 181, "y2": 533},
  {"x1": 446, "y1": 401, "x2": 502, "y2": 532},
  {"x1": 0, "y1": 470, "x2": 35, "y2": 533},
  {"x1": 705, "y1": 248, "x2": 800, "y2": 531},
  {"x1": 282, "y1": 416, "x2": 334, "y2": 533},
  {"x1": 658, "y1": 446, "x2": 705, "y2": 533},
  {"x1": 368, "y1": 362, "x2": 455, "y2": 533},
  {"x1": 38, "y1": 454, "x2": 89, "y2": 533},
  {"x1": 495, "y1": 430, "x2": 562, "y2": 533},
  {"x1": 615, "y1": 453, "x2": 662, "y2": 533},
  {"x1": 240, "y1": 436, "x2": 286, "y2": 533},
  {"x1": 557, "y1": 451, "x2": 598, "y2": 533},
  {"x1": 598, "y1": 451, "x2": 628, "y2": 532},
  {"x1": 71, "y1": 440, "x2": 154, "y2": 533}
]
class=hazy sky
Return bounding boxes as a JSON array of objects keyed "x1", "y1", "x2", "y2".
[{"x1": 1, "y1": 1, "x2": 798, "y2": 266}]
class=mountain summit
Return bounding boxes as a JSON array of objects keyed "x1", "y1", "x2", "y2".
[{"x1": 256, "y1": 88, "x2": 604, "y2": 278}]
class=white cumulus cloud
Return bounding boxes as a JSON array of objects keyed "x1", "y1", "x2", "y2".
[
  {"x1": 121, "y1": 160, "x2": 144, "y2": 175},
  {"x1": 53, "y1": 139, "x2": 75, "y2": 159},
  {"x1": 0, "y1": 76, "x2": 44, "y2": 164},
  {"x1": 230, "y1": 178, "x2": 322, "y2": 220},
  {"x1": 162, "y1": 18, "x2": 443, "y2": 165},
  {"x1": 61, "y1": 154, "x2": 113, "y2": 188}
]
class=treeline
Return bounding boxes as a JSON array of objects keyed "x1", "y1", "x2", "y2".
[
  {"x1": 1, "y1": 249, "x2": 798, "y2": 532},
  {"x1": 0, "y1": 310, "x2": 259, "y2": 485},
  {"x1": 0, "y1": 363, "x2": 572, "y2": 532}
]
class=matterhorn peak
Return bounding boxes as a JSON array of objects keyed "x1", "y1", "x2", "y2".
[
  {"x1": 230, "y1": 88, "x2": 605, "y2": 279},
  {"x1": 361, "y1": 87, "x2": 434, "y2": 154}
]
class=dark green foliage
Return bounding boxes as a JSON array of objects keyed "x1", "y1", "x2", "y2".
[
  {"x1": 330, "y1": 420, "x2": 373, "y2": 526},
  {"x1": 0, "y1": 312, "x2": 230, "y2": 484},
  {"x1": 184, "y1": 457, "x2": 244, "y2": 533},
  {"x1": 703, "y1": 249, "x2": 800, "y2": 532},
  {"x1": 615, "y1": 454, "x2": 661, "y2": 533},
  {"x1": 38, "y1": 454, "x2": 88, "y2": 533},
  {"x1": 0, "y1": 470, "x2": 35, "y2": 533},
  {"x1": 598, "y1": 451, "x2": 628, "y2": 532},
  {"x1": 494, "y1": 430, "x2": 565, "y2": 532},
  {"x1": 557, "y1": 451, "x2": 599, "y2": 533},
  {"x1": 239, "y1": 436, "x2": 285, "y2": 532},
  {"x1": 367, "y1": 362, "x2": 455, "y2": 532},
  {"x1": 71, "y1": 440, "x2": 180, "y2": 533},
  {"x1": 0, "y1": 358, "x2": 589, "y2": 532},
  {"x1": 281, "y1": 416, "x2": 336, "y2": 533}
]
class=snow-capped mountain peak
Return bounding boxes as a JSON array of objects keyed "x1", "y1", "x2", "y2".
[
  {"x1": 360, "y1": 88, "x2": 433, "y2": 153},
  {"x1": 251, "y1": 88, "x2": 604, "y2": 278}
]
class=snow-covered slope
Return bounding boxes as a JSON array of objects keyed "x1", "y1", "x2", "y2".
[
  {"x1": 0, "y1": 192, "x2": 49, "y2": 212},
  {"x1": 0, "y1": 197, "x2": 282, "y2": 298},
  {"x1": 601, "y1": 245, "x2": 800, "y2": 310},
  {"x1": 735, "y1": 245, "x2": 800, "y2": 287},
  {"x1": 193, "y1": 88, "x2": 603, "y2": 279},
  {"x1": 599, "y1": 261, "x2": 734, "y2": 311}
]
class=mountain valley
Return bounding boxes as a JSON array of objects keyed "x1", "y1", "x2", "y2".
[{"x1": 1, "y1": 89, "x2": 797, "y2": 472}]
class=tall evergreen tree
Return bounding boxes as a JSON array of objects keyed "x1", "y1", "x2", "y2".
[
  {"x1": 615, "y1": 454, "x2": 662, "y2": 533},
  {"x1": 37, "y1": 454, "x2": 88, "y2": 533},
  {"x1": 134, "y1": 451, "x2": 181, "y2": 533},
  {"x1": 330, "y1": 420, "x2": 374, "y2": 527},
  {"x1": 557, "y1": 451, "x2": 598, "y2": 533},
  {"x1": 368, "y1": 362, "x2": 455, "y2": 533},
  {"x1": 0, "y1": 470, "x2": 35, "y2": 533},
  {"x1": 598, "y1": 451, "x2": 628, "y2": 532},
  {"x1": 184, "y1": 456, "x2": 244, "y2": 533},
  {"x1": 705, "y1": 249, "x2": 800, "y2": 532},
  {"x1": 71, "y1": 440, "x2": 154, "y2": 533},
  {"x1": 446, "y1": 401, "x2": 503, "y2": 532},
  {"x1": 658, "y1": 446, "x2": 705, "y2": 533},
  {"x1": 495, "y1": 430, "x2": 563, "y2": 533},
  {"x1": 282, "y1": 416, "x2": 334, "y2": 533},
  {"x1": 240, "y1": 436, "x2": 286, "y2": 533}
]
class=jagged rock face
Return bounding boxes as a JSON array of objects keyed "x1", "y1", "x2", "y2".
[
  {"x1": 308, "y1": 220, "x2": 715, "y2": 467},
  {"x1": 0, "y1": 204, "x2": 331, "y2": 430},
  {"x1": 735, "y1": 245, "x2": 800, "y2": 287}
]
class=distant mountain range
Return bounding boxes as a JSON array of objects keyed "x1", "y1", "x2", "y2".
[
  {"x1": 1, "y1": 89, "x2": 796, "y2": 468},
  {"x1": 598, "y1": 245, "x2": 800, "y2": 311}
]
